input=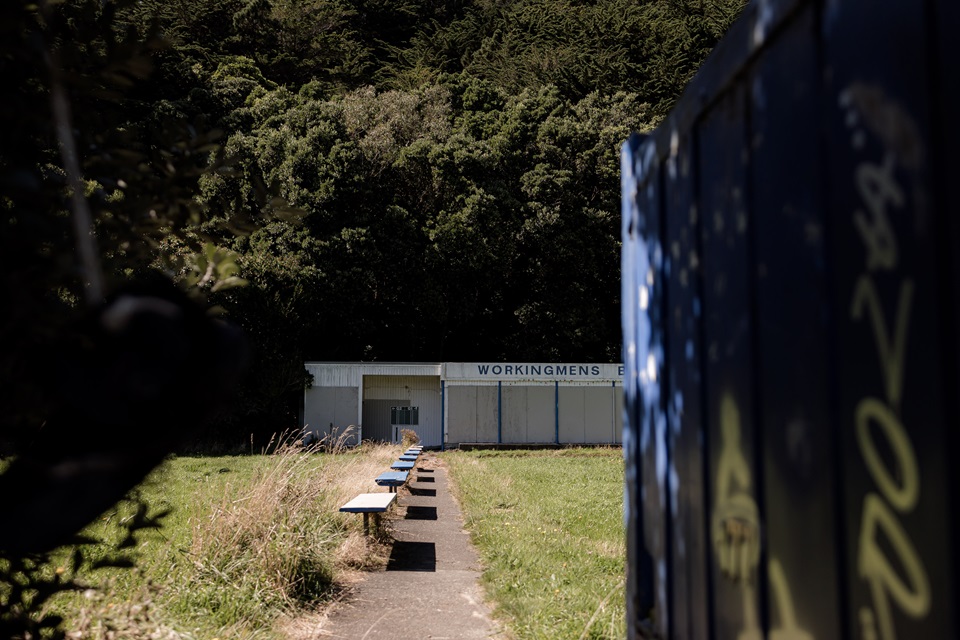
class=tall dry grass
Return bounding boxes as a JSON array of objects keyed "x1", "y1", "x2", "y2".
[
  {"x1": 44, "y1": 431, "x2": 403, "y2": 639},
  {"x1": 180, "y1": 431, "x2": 398, "y2": 630}
]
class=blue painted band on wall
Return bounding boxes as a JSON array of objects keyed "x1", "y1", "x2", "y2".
[
  {"x1": 555, "y1": 381, "x2": 560, "y2": 444},
  {"x1": 497, "y1": 381, "x2": 502, "y2": 444}
]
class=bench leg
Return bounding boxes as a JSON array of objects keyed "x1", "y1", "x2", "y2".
[{"x1": 363, "y1": 512, "x2": 369, "y2": 535}]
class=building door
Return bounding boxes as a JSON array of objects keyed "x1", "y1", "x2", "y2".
[
  {"x1": 361, "y1": 399, "x2": 406, "y2": 442},
  {"x1": 390, "y1": 405, "x2": 419, "y2": 444}
]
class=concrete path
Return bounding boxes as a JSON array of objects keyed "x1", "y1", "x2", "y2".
[{"x1": 318, "y1": 453, "x2": 507, "y2": 640}]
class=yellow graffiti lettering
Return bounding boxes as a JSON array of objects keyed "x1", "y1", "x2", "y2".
[
  {"x1": 769, "y1": 559, "x2": 814, "y2": 640},
  {"x1": 847, "y1": 102, "x2": 928, "y2": 639},
  {"x1": 712, "y1": 394, "x2": 760, "y2": 583},
  {"x1": 855, "y1": 398, "x2": 919, "y2": 512},
  {"x1": 738, "y1": 582, "x2": 763, "y2": 640},
  {"x1": 858, "y1": 493, "x2": 931, "y2": 640},
  {"x1": 854, "y1": 154, "x2": 903, "y2": 271},
  {"x1": 860, "y1": 607, "x2": 879, "y2": 640},
  {"x1": 713, "y1": 396, "x2": 814, "y2": 640},
  {"x1": 850, "y1": 276, "x2": 914, "y2": 409}
]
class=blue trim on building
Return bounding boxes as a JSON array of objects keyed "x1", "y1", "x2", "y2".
[
  {"x1": 555, "y1": 380, "x2": 560, "y2": 444},
  {"x1": 497, "y1": 381, "x2": 502, "y2": 444}
]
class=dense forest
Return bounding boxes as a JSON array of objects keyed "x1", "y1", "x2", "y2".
[{"x1": 1, "y1": 0, "x2": 746, "y2": 449}]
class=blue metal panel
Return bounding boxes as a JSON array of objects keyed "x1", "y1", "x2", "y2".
[
  {"x1": 822, "y1": 2, "x2": 957, "y2": 638},
  {"x1": 749, "y1": 7, "x2": 843, "y2": 638},
  {"x1": 637, "y1": 148, "x2": 670, "y2": 640},
  {"x1": 696, "y1": 82, "x2": 763, "y2": 640},
  {"x1": 622, "y1": 3, "x2": 959, "y2": 638},
  {"x1": 661, "y1": 125, "x2": 710, "y2": 639},
  {"x1": 620, "y1": 134, "x2": 657, "y2": 637},
  {"x1": 933, "y1": 0, "x2": 960, "y2": 619}
]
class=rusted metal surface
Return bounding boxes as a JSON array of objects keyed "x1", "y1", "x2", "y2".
[{"x1": 621, "y1": 1, "x2": 959, "y2": 638}]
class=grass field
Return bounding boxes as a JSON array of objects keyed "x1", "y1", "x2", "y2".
[
  {"x1": 444, "y1": 447, "x2": 626, "y2": 640},
  {"x1": 34, "y1": 438, "x2": 398, "y2": 640},
  {"x1": 9, "y1": 443, "x2": 626, "y2": 639}
]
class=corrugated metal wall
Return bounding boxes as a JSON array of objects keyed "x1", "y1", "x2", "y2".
[
  {"x1": 303, "y1": 386, "x2": 360, "y2": 446},
  {"x1": 304, "y1": 363, "x2": 623, "y2": 448},
  {"x1": 501, "y1": 385, "x2": 554, "y2": 443},
  {"x1": 558, "y1": 384, "x2": 623, "y2": 444},
  {"x1": 446, "y1": 385, "x2": 499, "y2": 444},
  {"x1": 306, "y1": 363, "x2": 361, "y2": 387},
  {"x1": 443, "y1": 380, "x2": 623, "y2": 446}
]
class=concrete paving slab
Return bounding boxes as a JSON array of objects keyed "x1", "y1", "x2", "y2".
[{"x1": 318, "y1": 453, "x2": 507, "y2": 640}]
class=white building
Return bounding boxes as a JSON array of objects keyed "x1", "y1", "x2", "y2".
[{"x1": 301, "y1": 362, "x2": 624, "y2": 449}]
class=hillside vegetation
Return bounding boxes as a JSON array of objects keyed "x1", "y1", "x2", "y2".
[
  {"x1": 2, "y1": 2, "x2": 744, "y2": 637},
  {"x1": 2, "y1": 0, "x2": 745, "y2": 447}
]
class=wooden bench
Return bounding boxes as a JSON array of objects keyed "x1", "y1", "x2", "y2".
[
  {"x1": 390, "y1": 459, "x2": 415, "y2": 471},
  {"x1": 339, "y1": 492, "x2": 397, "y2": 534}
]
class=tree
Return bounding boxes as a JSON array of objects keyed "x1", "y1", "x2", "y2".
[{"x1": 1, "y1": 0, "x2": 247, "y2": 560}]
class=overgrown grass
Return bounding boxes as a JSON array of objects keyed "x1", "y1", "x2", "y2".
[
  {"x1": 40, "y1": 434, "x2": 398, "y2": 639},
  {"x1": 22, "y1": 442, "x2": 625, "y2": 639},
  {"x1": 443, "y1": 447, "x2": 625, "y2": 640}
]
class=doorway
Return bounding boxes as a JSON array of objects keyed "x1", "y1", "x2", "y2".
[{"x1": 361, "y1": 399, "x2": 406, "y2": 443}]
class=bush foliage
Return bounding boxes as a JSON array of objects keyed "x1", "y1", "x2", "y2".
[{"x1": 2, "y1": 0, "x2": 745, "y2": 448}]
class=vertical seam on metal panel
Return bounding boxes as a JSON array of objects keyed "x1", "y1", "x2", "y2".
[
  {"x1": 692, "y1": 118, "x2": 717, "y2": 640},
  {"x1": 657, "y1": 151, "x2": 676, "y2": 638},
  {"x1": 743, "y1": 75, "x2": 771, "y2": 637},
  {"x1": 357, "y1": 377, "x2": 364, "y2": 444},
  {"x1": 498, "y1": 380, "x2": 502, "y2": 444},
  {"x1": 612, "y1": 380, "x2": 617, "y2": 444},
  {"x1": 813, "y1": 0, "x2": 852, "y2": 633},
  {"x1": 923, "y1": 0, "x2": 960, "y2": 611},
  {"x1": 555, "y1": 380, "x2": 560, "y2": 444},
  {"x1": 441, "y1": 379, "x2": 446, "y2": 451}
]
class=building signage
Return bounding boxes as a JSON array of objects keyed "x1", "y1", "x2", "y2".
[{"x1": 444, "y1": 362, "x2": 624, "y2": 381}]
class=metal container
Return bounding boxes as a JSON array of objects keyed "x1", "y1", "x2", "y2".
[{"x1": 620, "y1": 1, "x2": 960, "y2": 638}]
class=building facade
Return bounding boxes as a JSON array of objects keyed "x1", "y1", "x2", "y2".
[{"x1": 302, "y1": 362, "x2": 624, "y2": 448}]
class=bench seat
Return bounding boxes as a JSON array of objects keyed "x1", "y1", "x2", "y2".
[
  {"x1": 340, "y1": 492, "x2": 397, "y2": 534},
  {"x1": 375, "y1": 471, "x2": 409, "y2": 492},
  {"x1": 391, "y1": 460, "x2": 415, "y2": 470},
  {"x1": 340, "y1": 492, "x2": 396, "y2": 512}
]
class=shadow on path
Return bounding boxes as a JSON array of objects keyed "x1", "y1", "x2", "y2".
[
  {"x1": 386, "y1": 540, "x2": 436, "y2": 572},
  {"x1": 404, "y1": 505, "x2": 437, "y2": 520},
  {"x1": 318, "y1": 454, "x2": 503, "y2": 639}
]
